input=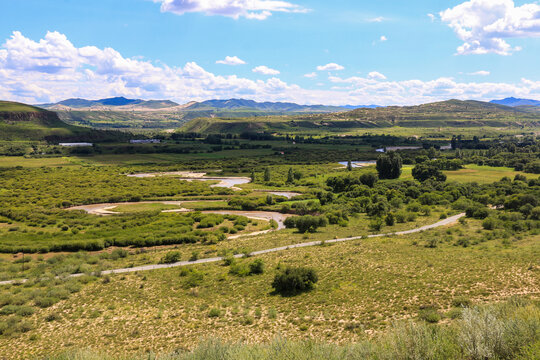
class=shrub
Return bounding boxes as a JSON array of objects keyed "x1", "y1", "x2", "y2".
[
  {"x1": 159, "y1": 251, "x2": 181, "y2": 264},
  {"x1": 419, "y1": 308, "x2": 441, "y2": 323},
  {"x1": 284, "y1": 215, "x2": 327, "y2": 233},
  {"x1": 229, "y1": 262, "x2": 251, "y2": 277},
  {"x1": 452, "y1": 296, "x2": 472, "y2": 308},
  {"x1": 272, "y1": 266, "x2": 318, "y2": 295},
  {"x1": 385, "y1": 213, "x2": 395, "y2": 226},
  {"x1": 208, "y1": 308, "x2": 221, "y2": 318},
  {"x1": 248, "y1": 259, "x2": 265, "y2": 275},
  {"x1": 189, "y1": 251, "x2": 200, "y2": 262},
  {"x1": 369, "y1": 218, "x2": 383, "y2": 232},
  {"x1": 0, "y1": 305, "x2": 19, "y2": 315},
  {"x1": 181, "y1": 269, "x2": 204, "y2": 289},
  {"x1": 16, "y1": 305, "x2": 35, "y2": 317},
  {"x1": 34, "y1": 296, "x2": 60, "y2": 308}
]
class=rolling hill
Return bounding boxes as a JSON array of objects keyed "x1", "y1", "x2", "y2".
[
  {"x1": 180, "y1": 99, "x2": 540, "y2": 134},
  {"x1": 0, "y1": 101, "x2": 128, "y2": 142},
  {"x1": 36, "y1": 97, "x2": 365, "y2": 130}
]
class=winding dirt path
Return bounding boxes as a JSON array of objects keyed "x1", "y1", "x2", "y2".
[{"x1": 0, "y1": 213, "x2": 465, "y2": 285}]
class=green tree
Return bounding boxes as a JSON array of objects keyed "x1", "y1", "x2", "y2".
[
  {"x1": 347, "y1": 160, "x2": 352, "y2": 171},
  {"x1": 250, "y1": 170, "x2": 255, "y2": 182},
  {"x1": 376, "y1": 152, "x2": 402, "y2": 179},
  {"x1": 412, "y1": 164, "x2": 447, "y2": 182},
  {"x1": 287, "y1": 167, "x2": 294, "y2": 183},
  {"x1": 264, "y1": 167, "x2": 271, "y2": 182}
]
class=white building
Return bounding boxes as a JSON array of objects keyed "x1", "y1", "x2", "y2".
[
  {"x1": 129, "y1": 139, "x2": 161, "y2": 144},
  {"x1": 59, "y1": 143, "x2": 93, "y2": 147}
]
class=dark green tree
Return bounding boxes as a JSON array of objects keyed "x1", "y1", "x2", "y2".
[
  {"x1": 376, "y1": 152, "x2": 402, "y2": 179},
  {"x1": 264, "y1": 167, "x2": 271, "y2": 182},
  {"x1": 287, "y1": 167, "x2": 294, "y2": 183},
  {"x1": 412, "y1": 164, "x2": 447, "y2": 182},
  {"x1": 347, "y1": 160, "x2": 352, "y2": 171}
]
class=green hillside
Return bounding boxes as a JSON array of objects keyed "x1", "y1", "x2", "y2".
[
  {"x1": 0, "y1": 101, "x2": 128, "y2": 142},
  {"x1": 180, "y1": 100, "x2": 540, "y2": 134}
]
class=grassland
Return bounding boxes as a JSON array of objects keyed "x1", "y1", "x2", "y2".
[
  {"x1": 397, "y1": 164, "x2": 529, "y2": 184},
  {"x1": 0, "y1": 221, "x2": 537, "y2": 358},
  {"x1": 0, "y1": 156, "x2": 77, "y2": 168},
  {"x1": 0, "y1": 126, "x2": 538, "y2": 359}
]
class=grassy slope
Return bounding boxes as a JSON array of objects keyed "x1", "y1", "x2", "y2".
[
  {"x1": 179, "y1": 100, "x2": 540, "y2": 134},
  {"x1": 0, "y1": 101, "x2": 128, "y2": 141},
  {"x1": 2, "y1": 222, "x2": 537, "y2": 357}
]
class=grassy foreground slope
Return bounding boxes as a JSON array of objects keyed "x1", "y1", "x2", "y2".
[
  {"x1": 180, "y1": 100, "x2": 540, "y2": 134},
  {"x1": 0, "y1": 101, "x2": 127, "y2": 142}
]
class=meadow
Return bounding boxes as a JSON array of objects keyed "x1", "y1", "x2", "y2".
[{"x1": 0, "y1": 133, "x2": 538, "y2": 359}]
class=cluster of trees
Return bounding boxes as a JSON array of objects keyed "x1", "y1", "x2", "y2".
[
  {"x1": 284, "y1": 215, "x2": 328, "y2": 233},
  {"x1": 376, "y1": 152, "x2": 402, "y2": 179}
]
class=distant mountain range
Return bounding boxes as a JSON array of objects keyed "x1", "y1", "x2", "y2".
[
  {"x1": 39, "y1": 97, "x2": 181, "y2": 110},
  {"x1": 37, "y1": 97, "x2": 380, "y2": 112},
  {"x1": 490, "y1": 97, "x2": 540, "y2": 107}
]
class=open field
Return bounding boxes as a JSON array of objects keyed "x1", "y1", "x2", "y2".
[
  {"x1": 0, "y1": 222, "x2": 537, "y2": 357},
  {"x1": 0, "y1": 127, "x2": 538, "y2": 359},
  {"x1": 399, "y1": 164, "x2": 530, "y2": 184},
  {"x1": 0, "y1": 156, "x2": 77, "y2": 168}
]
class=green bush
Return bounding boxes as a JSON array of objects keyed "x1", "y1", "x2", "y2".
[
  {"x1": 272, "y1": 266, "x2": 318, "y2": 295},
  {"x1": 159, "y1": 251, "x2": 181, "y2": 264},
  {"x1": 418, "y1": 308, "x2": 441, "y2": 323},
  {"x1": 34, "y1": 296, "x2": 60, "y2": 308},
  {"x1": 248, "y1": 259, "x2": 264, "y2": 275},
  {"x1": 208, "y1": 308, "x2": 221, "y2": 318}
]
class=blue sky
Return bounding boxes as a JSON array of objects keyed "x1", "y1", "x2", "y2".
[{"x1": 1, "y1": 0, "x2": 540, "y2": 105}]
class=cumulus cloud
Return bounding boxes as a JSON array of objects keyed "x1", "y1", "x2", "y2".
[
  {"x1": 368, "y1": 71, "x2": 387, "y2": 80},
  {"x1": 154, "y1": 0, "x2": 308, "y2": 20},
  {"x1": 216, "y1": 56, "x2": 246, "y2": 65},
  {"x1": 428, "y1": 13, "x2": 436, "y2": 22},
  {"x1": 317, "y1": 63, "x2": 344, "y2": 71},
  {"x1": 380, "y1": 35, "x2": 388, "y2": 42},
  {"x1": 252, "y1": 65, "x2": 280, "y2": 75},
  {"x1": 468, "y1": 70, "x2": 490, "y2": 76},
  {"x1": 440, "y1": 0, "x2": 540, "y2": 55},
  {"x1": 304, "y1": 72, "x2": 317, "y2": 78},
  {"x1": 1, "y1": 31, "x2": 540, "y2": 106}
]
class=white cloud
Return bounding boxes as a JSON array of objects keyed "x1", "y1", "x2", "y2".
[
  {"x1": 2, "y1": 31, "x2": 540, "y2": 107},
  {"x1": 440, "y1": 0, "x2": 540, "y2": 55},
  {"x1": 317, "y1": 63, "x2": 345, "y2": 71},
  {"x1": 154, "y1": 0, "x2": 308, "y2": 20},
  {"x1": 304, "y1": 72, "x2": 317, "y2": 78},
  {"x1": 428, "y1": 13, "x2": 436, "y2": 22},
  {"x1": 368, "y1": 17, "x2": 385, "y2": 23},
  {"x1": 252, "y1": 65, "x2": 280, "y2": 75},
  {"x1": 216, "y1": 56, "x2": 246, "y2": 65},
  {"x1": 380, "y1": 35, "x2": 388, "y2": 42},
  {"x1": 368, "y1": 71, "x2": 387, "y2": 80},
  {"x1": 468, "y1": 70, "x2": 490, "y2": 76}
]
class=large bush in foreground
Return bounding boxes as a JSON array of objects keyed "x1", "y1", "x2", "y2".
[{"x1": 271, "y1": 266, "x2": 318, "y2": 295}]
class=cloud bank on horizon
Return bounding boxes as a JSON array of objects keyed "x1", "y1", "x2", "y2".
[
  {"x1": 1, "y1": 0, "x2": 540, "y2": 105},
  {"x1": 1, "y1": 30, "x2": 540, "y2": 106}
]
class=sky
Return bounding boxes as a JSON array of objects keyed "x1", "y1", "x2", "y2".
[{"x1": 1, "y1": 0, "x2": 540, "y2": 106}]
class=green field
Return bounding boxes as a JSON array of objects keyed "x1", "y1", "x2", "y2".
[{"x1": 0, "y1": 156, "x2": 76, "y2": 168}]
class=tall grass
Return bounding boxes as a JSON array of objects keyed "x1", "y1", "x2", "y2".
[{"x1": 44, "y1": 298, "x2": 539, "y2": 360}]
